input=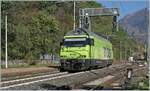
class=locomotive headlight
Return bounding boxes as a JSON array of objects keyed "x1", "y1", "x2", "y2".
[
  {"x1": 80, "y1": 55, "x2": 86, "y2": 58},
  {"x1": 61, "y1": 55, "x2": 67, "y2": 58}
]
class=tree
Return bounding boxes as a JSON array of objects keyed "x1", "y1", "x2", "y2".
[{"x1": 27, "y1": 11, "x2": 60, "y2": 59}]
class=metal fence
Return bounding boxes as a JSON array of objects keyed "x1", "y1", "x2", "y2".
[{"x1": 1, "y1": 56, "x2": 60, "y2": 66}]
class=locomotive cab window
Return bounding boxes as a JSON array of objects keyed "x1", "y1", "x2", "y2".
[
  {"x1": 62, "y1": 38, "x2": 94, "y2": 47},
  {"x1": 63, "y1": 38, "x2": 86, "y2": 47}
]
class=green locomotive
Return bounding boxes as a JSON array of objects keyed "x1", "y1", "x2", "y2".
[
  {"x1": 59, "y1": 8, "x2": 119, "y2": 71},
  {"x1": 60, "y1": 28, "x2": 113, "y2": 71}
]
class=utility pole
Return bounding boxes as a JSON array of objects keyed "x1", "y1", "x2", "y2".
[
  {"x1": 5, "y1": 14, "x2": 8, "y2": 68},
  {"x1": 73, "y1": 1, "x2": 76, "y2": 30}
]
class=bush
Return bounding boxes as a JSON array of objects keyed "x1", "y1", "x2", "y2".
[{"x1": 24, "y1": 60, "x2": 37, "y2": 65}]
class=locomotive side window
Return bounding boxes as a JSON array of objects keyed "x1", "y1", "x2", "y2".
[
  {"x1": 107, "y1": 48, "x2": 111, "y2": 58},
  {"x1": 103, "y1": 47, "x2": 111, "y2": 58},
  {"x1": 103, "y1": 47, "x2": 106, "y2": 58},
  {"x1": 106, "y1": 48, "x2": 109, "y2": 58}
]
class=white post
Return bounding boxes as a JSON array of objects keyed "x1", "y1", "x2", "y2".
[
  {"x1": 73, "y1": 1, "x2": 76, "y2": 30},
  {"x1": 5, "y1": 14, "x2": 8, "y2": 68}
]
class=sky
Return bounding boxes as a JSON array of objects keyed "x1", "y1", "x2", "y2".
[{"x1": 96, "y1": 0, "x2": 149, "y2": 20}]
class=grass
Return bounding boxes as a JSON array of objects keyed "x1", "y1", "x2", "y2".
[
  {"x1": 141, "y1": 78, "x2": 149, "y2": 90},
  {"x1": 129, "y1": 77, "x2": 149, "y2": 90}
]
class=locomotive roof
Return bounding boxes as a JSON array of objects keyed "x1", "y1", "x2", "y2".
[{"x1": 65, "y1": 28, "x2": 111, "y2": 43}]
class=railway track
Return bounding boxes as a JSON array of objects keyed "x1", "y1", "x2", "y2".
[
  {"x1": 0, "y1": 62, "x2": 136, "y2": 90},
  {"x1": 78, "y1": 64, "x2": 147, "y2": 90},
  {"x1": 0, "y1": 72, "x2": 68, "y2": 89},
  {"x1": 1, "y1": 70, "x2": 59, "y2": 81}
]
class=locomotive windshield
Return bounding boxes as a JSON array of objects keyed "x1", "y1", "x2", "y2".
[
  {"x1": 63, "y1": 38, "x2": 86, "y2": 47},
  {"x1": 63, "y1": 38, "x2": 94, "y2": 47}
]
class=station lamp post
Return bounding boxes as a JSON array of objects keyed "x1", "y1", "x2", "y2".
[{"x1": 5, "y1": 13, "x2": 8, "y2": 68}]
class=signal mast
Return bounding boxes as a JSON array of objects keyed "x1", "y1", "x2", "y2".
[{"x1": 79, "y1": 8, "x2": 119, "y2": 32}]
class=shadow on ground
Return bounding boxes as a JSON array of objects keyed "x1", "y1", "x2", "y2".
[
  {"x1": 40, "y1": 83, "x2": 72, "y2": 90},
  {"x1": 79, "y1": 85, "x2": 104, "y2": 90}
]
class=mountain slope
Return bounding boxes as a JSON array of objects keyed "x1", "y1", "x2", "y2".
[{"x1": 119, "y1": 8, "x2": 148, "y2": 44}]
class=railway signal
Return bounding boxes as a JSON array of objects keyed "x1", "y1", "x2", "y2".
[
  {"x1": 122, "y1": 68, "x2": 133, "y2": 89},
  {"x1": 79, "y1": 8, "x2": 119, "y2": 32}
]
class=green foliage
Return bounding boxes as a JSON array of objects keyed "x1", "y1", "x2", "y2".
[
  {"x1": 79, "y1": 1, "x2": 102, "y2": 8},
  {"x1": 129, "y1": 77, "x2": 149, "y2": 90},
  {"x1": 25, "y1": 60, "x2": 37, "y2": 66},
  {"x1": 29, "y1": 11, "x2": 60, "y2": 58},
  {"x1": 1, "y1": 2, "x2": 60, "y2": 60}
]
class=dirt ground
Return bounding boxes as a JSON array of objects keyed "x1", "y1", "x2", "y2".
[
  {"x1": 1, "y1": 67, "x2": 57, "y2": 77},
  {"x1": 113, "y1": 60, "x2": 129, "y2": 64}
]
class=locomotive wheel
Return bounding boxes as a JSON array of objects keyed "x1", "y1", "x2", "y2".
[{"x1": 59, "y1": 68, "x2": 65, "y2": 72}]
